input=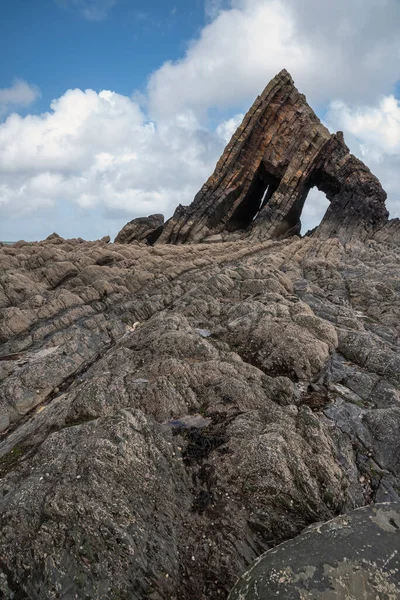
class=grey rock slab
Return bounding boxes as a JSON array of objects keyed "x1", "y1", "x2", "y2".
[
  {"x1": 165, "y1": 414, "x2": 212, "y2": 428},
  {"x1": 228, "y1": 503, "x2": 400, "y2": 599}
]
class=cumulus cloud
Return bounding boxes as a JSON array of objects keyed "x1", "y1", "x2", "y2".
[
  {"x1": 0, "y1": 88, "x2": 230, "y2": 233},
  {"x1": 325, "y1": 95, "x2": 400, "y2": 218},
  {"x1": 148, "y1": 0, "x2": 400, "y2": 120},
  {"x1": 148, "y1": 1, "x2": 312, "y2": 120},
  {"x1": 205, "y1": 0, "x2": 230, "y2": 19},
  {"x1": 327, "y1": 96, "x2": 400, "y2": 162},
  {"x1": 215, "y1": 113, "x2": 244, "y2": 142},
  {"x1": 57, "y1": 0, "x2": 117, "y2": 21},
  {"x1": 0, "y1": 80, "x2": 40, "y2": 116}
]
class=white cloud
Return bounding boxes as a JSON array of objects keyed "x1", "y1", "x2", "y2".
[
  {"x1": 325, "y1": 96, "x2": 400, "y2": 219},
  {"x1": 57, "y1": 0, "x2": 117, "y2": 21},
  {"x1": 215, "y1": 114, "x2": 244, "y2": 142},
  {"x1": 148, "y1": 1, "x2": 313, "y2": 120},
  {"x1": 148, "y1": 0, "x2": 400, "y2": 120},
  {"x1": 205, "y1": 0, "x2": 230, "y2": 19},
  {"x1": 0, "y1": 88, "x2": 230, "y2": 232},
  {"x1": 0, "y1": 80, "x2": 40, "y2": 115},
  {"x1": 327, "y1": 96, "x2": 400, "y2": 161},
  {"x1": 302, "y1": 189, "x2": 330, "y2": 234}
]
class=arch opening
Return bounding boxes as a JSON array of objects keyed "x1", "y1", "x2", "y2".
[
  {"x1": 300, "y1": 187, "x2": 330, "y2": 235},
  {"x1": 273, "y1": 185, "x2": 331, "y2": 239},
  {"x1": 226, "y1": 166, "x2": 280, "y2": 232}
]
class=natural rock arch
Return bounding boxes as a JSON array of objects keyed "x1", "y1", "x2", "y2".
[{"x1": 156, "y1": 70, "x2": 388, "y2": 245}]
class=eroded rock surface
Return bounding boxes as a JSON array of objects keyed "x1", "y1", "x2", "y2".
[
  {"x1": 0, "y1": 231, "x2": 399, "y2": 599},
  {"x1": 156, "y1": 70, "x2": 388, "y2": 244},
  {"x1": 229, "y1": 502, "x2": 400, "y2": 600}
]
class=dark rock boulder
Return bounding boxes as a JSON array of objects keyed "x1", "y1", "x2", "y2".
[
  {"x1": 228, "y1": 502, "x2": 400, "y2": 599},
  {"x1": 115, "y1": 213, "x2": 164, "y2": 245},
  {"x1": 157, "y1": 70, "x2": 388, "y2": 244}
]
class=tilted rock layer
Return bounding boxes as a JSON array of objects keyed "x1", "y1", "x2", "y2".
[
  {"x1": 0, "y1": 231, "x2": 399, "y2": 599},
  {"x1": 153, "y1": 70, "x2": 388, "y2": 244}
]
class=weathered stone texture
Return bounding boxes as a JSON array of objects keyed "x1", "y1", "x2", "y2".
[
  {"x1": 229, "y1": 503, "x2": 400, "y2": 600},
  {"x1": 0, "y1": 233, "x2": 399, "y2": 599},
  {"x1": 373, "y1": 218, "x2": 400, "y2": 245}
]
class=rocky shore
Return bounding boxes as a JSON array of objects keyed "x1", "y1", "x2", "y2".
[
  {"x1": 0, "y1": 71, "x2": 399, "y2": 599},
  {"x1": 1, "y1": 231, "x2": 399, "y2": 598}
]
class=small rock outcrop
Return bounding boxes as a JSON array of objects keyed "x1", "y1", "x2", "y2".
[
  {"x1": 115, "y1": 213, "x2": 164, "y2": 245},
  {"x1": 229, "y1": 503, "x2": 400, "y2": 599},
  {"x1": 157, "y1": 70, "x2": 388, "y2": 244}
]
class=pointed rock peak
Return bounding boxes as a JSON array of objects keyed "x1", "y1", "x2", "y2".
[
  {"x1": 155, "y1": 70, "x2": 388, "y2": 245},
  {"x1": 272, "y1": 68, "x2": 293, "y2": 81}
]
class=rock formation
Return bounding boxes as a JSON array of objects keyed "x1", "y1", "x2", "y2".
[
  {"x1": 373, "y1": 217, "x2": 400, "y2": 245},
  {"x1": 114, "y1": 214, "x2": 164, "y2": 245},
  {"x1": 229, "y1": 503, "x2": 400, "y2": 599},
  {"x1": 153, "y1": 70, "x2": 388, "y2": 244},
  {"x1": 0, "y1": 72, "x2": 399, "y2": 600}
]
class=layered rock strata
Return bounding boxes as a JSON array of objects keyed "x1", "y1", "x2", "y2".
[
  {"x1": 373, "y1": 218, "x2": 400, "y2": 245},
  {"x1": 143, "y1": 70, "x2": 388, "y2": 244},
  {"x1": 0, "y1": 232, "x2": 399, "y2": 599}
]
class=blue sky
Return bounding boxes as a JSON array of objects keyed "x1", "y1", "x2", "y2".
[
  {"x1": 1, "y1": 0, "x2": 207, "y2": 114},
  {"x1": 1, "y1": 0, "x2": 400, "y2": 241}
]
